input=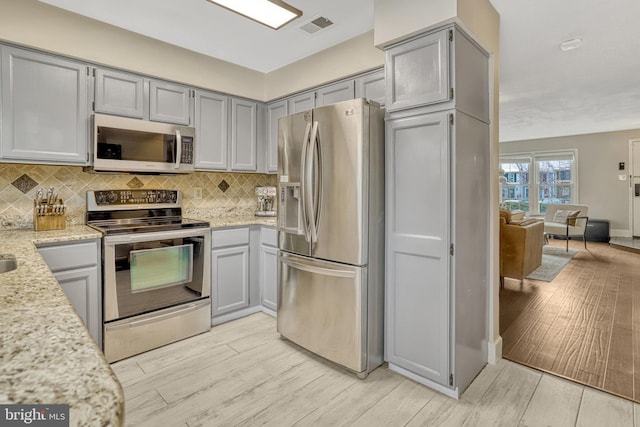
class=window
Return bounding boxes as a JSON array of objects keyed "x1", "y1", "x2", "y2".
[{"x1": 500, "y1": 151, "x2": 577, "y2": 214}]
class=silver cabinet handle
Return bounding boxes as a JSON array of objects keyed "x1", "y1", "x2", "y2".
[
  {"x1": 280, "y1": 256, "x2": 356, "y2": 278},
  {"x1": 175, "y1": 129, "x2": 182, "y2": 169}
]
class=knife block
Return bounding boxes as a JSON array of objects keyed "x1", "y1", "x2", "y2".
[{"x1": 33, "y1": 199, "x2": 66, "y2": 231}]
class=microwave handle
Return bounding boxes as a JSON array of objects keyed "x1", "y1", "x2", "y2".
[{"x1": 175, "y1": 129, "x2": 182, "y2": 169}]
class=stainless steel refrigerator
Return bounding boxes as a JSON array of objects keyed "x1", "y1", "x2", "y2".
[{"x1": 277, "y1": 98, "x2": 385, "y2": 377}]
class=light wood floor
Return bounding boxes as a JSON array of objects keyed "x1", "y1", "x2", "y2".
[
  {"x1": 112, "y1": 312, "x2": 640, "y2": 426},
  {"x1": 501, "y1": 239, "x2": 640, "y2": 403}
]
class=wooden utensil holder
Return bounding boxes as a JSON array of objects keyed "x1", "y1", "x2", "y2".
[{"x1": 34, "y1": 199, "x2": 66, "y2": 231}]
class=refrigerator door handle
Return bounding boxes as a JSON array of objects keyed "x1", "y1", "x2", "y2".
[
  {"x1": 280, "y1": 256, "x2": 357, "y2": 279},
  {"x1": 307, "y1": 121, "x2": 320, "y2": 243},
  {"x1": 300, "y1": 122, "x2": 312, "y2": 242}
]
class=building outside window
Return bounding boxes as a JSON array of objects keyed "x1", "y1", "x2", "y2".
[{"x1": 500, "y1": 151, "x2": 577, "y2": 214}]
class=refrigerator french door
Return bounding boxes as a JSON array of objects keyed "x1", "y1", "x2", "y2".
[{"x1": 277, "y1": 98, "x2": 385, "y2": 377}]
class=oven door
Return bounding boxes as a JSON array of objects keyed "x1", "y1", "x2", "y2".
[{"x1": 103, "y1": 228, "x2": 211, "y2": 322}]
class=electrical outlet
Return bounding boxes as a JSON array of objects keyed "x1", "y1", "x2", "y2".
[{"x1": 194, "y1": 187, "x2": 203, "y2": 199}]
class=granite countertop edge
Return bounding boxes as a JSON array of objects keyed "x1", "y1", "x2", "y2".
[
  {"x1": 0, "y1": 225, "x2": 123, "y2": 427},
  {"x1": 0, "y1": 215, "x2": 276, "y2": 426}
]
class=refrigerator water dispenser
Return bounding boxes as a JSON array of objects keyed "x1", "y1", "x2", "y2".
[{"x1": 279, "y1": 183, "x2": 304, "y2": 235}]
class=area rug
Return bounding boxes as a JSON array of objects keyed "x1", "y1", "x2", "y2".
[{"x1": 525, "y1": 246, "x2": 578, "y2": 282}]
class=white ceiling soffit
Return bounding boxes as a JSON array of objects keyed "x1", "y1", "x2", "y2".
[
  {"x1": 38, "y1": 0, "x2": 373, "y2": 73},
  {"x1": 490, "y1": 0, "x2": 640, "y2": 142}
]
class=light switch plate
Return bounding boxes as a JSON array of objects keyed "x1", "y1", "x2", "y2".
[
  {"x1": 619, "y1": 174, "x2": 627, "y2": 181},
  {"x1": 194, "y1": 187, "x2": 203, "y2": 199}
]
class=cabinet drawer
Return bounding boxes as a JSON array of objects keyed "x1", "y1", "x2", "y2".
[
  {"x1": 212, "y1": 227, "x2": 250, "y2": 248},
  {"x1": 260, "y1": 227, "x2": 277, "y2": 247},
  {"x1": 38, "y1": 241, "x2": 99, "y2": 272}
]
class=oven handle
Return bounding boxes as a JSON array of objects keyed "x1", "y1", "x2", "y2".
[
  {"x1": 104, "y1": 228, "x2": 209, "y2": 245},
  {"x1": 106, "y1": 300, "x2": 208, "y2": 330}
]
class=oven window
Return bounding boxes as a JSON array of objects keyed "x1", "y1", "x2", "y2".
[{"x1": 129, "y1": 244, "x2": 193, "y2": 292}]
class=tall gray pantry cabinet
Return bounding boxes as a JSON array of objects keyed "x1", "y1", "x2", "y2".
[{"x1": 384, "y1": 25, "x2": 490, "y2": 397}]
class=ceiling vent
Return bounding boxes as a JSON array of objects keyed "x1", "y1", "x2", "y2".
[{"x1": 299, "y1": 16, "x2": 334, "y2": 34}]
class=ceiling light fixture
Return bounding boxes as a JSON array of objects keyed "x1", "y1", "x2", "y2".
[
  {"x1": 559, "y1": 37, "x2": 584, "y2": 51},
  {"x1": 206, "y1": 0, "x2": 302, "y2": 30}
]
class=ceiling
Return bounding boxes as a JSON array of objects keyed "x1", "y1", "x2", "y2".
[{"x1": 39, "y1": 0, "x2": 640, "y2": 143}]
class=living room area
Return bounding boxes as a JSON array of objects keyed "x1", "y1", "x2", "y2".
[{"x1": 498, "y1": 129, "x2": 640, "y2": 403}]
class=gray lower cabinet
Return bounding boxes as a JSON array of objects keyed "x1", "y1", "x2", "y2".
[
  {"x1": 37, "y1": 240, "x2": 102, "y2": 348},
  {"x1": 259, "y1": 227, "x2": 277, "y2": 311},
  {"x1": 355, "y1": 69, "x2": 385, "y2": 106},
  {"x1": 1, "y1": 46, "x2": 89, "y2": 164},
  {"x1": 266, "y1": 100, "x2": 287, "y2": 173},
  {"x1": 211, "y1": 227, "x2": 251, "y2": 317}
]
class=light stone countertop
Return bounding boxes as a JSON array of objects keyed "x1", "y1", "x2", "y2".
[
  {"x1": 0, "y1": 215, "x2": 276, "y2": 426},
  {"x1": 0, "y1": 225, "x2": 123, "y2": 427}
]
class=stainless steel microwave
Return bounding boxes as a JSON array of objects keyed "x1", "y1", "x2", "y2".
[{"x1": 91, "y1": 114, "x2": 195, "y2": 174}]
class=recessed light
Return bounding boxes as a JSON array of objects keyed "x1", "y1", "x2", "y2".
[
  {"x1": 559, "y1": 38, "x2": 583, "y2": 51},
  {"x1": 205, "y1": 0, "x2": 302, "y2": 30}
]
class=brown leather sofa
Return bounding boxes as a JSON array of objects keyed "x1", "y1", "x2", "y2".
[{"x1": 499, "y1": 213, "x2": 544, "y2": 287}]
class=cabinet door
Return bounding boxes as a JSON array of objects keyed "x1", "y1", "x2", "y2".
[
  {"x1": 212, "y1": 246, "x2": 250, "y2": 316},
  {"x1": 55, "y1": 266, "x2": 101, "y2": 348},
  {"x1": 149, "y1": 80, "x2": 191, "y2": 125},
  {"x1": 385, "y1": 111, "x2": 450, "y2": 386},
  {"x1": 1, "y1": 47, "x2": 89, "y2": 164},
  {"x1": 355, "y1": 69, "x2": 385, "y2": 106},
  {"x1": 287, "y1": 91, "x2": 315, "y2": 114},
  {"x1": 195, "y1": 90, "x2": 229, "y2": 170},
  {"x1": 260, "y1": 245, "x2": 278, "y2": 311},
  {"x1": 385, "y1": 29, "x2": 450, "y2": 112},
  {"x1": 266, "y1": 100, "x2": 287, "y2": 173},
  {"x1": 230, "y1": 98, "x2": 257, "y2": 171},
  {"x1": 316, "y1": 80, "x2": 354, "y2": 107},
  {"x1": 94, "y1": 68, "x2": 145, "y2": 118}
]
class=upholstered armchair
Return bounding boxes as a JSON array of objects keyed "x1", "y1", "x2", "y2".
[
  {"x1": 499, "y1": 212, "x2": 544, "y2": 287},
  {"x1": 542, "y1": 204, "x2": 589, "y2": 252}
]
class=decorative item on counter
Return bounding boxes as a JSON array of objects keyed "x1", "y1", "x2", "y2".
[
  {"x1": 33, "y1": 187, "x2": 66, "y2": 230},
  {"x1": 255, "y1": 186, "x2": 276, "y2": 217}
]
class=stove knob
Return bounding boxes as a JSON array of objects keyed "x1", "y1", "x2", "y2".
[
  {"x1": 107, "y1": 191, "x2": 117, "y2": 203},
  {"x1": 169, "y1": 192, "x2": 177, "y2": 202},
  {"x1": 95, "y1": 192, "x2": 106, "y2": 204}
]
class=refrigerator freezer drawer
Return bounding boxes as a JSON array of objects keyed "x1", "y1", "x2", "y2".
[{"x1": 277, "y1": 252, "x2": 367, "y2": 373}]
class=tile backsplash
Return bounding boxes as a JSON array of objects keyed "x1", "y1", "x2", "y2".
[{"x1": 0, "y1": 163, "x2": 276, "y2": 230}]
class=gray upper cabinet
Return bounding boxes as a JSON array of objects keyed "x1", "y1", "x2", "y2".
[
  {"x1": 149, "y1": 80, "x2": 192, "y2": 125},
  {"x1": 1, "y1": 47, "x2": 89, "y2": 164},
  {"x1": 94, "y1": 68, "x2": 145, "y2": 119},
  {"x1": 266, "y1": 100, "x2": 287, "y2": 174},
  {"x1": 316, "y1": 80, "x2": 355, "y2": 107},
  {"x1": 287, "y1": 90, "x2": 315, "y2": 114},
  {"x1": 230, "y1": 98, "x2": 257, "y2": 171},
  {"x1": 385, "y1": 29, "x2": 450, "y2": 112},
  {"x1": 355, "y1": 69, "x2": 386, "y2": 106},
  {"x1": 195, "y1": 90, "x2": 229, "y2": 170}
]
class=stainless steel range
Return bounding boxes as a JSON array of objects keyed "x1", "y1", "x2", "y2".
[{"x1": 87, "y1": 189, "x2": 211, "y2": 363}]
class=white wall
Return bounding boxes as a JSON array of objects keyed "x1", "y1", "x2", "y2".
[
  {"x1": 501, "y1": 129, "x2": 640, "y2": 236},
  {"x1": 265, "y1": 31, "x2": 384, "y2": 101}
]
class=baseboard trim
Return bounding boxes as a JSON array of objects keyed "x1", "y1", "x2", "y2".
[
  {"x1": 261, "y1": 306, "x2": 277, "y2": 318},
  {"x1": 611, "y1": 229, "x2": 632, "y2": 238},
  {"x1": 388, "y1": 363, "x2": 459, "y2": 399},
  {"x1": 211, "y1": 306, "x2": 263, "y2": 326},
  {"x1": 487, "y1": 336, "x2": 503, "y2": 364}
]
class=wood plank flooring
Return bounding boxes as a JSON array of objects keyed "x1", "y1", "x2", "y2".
[
  {"x1": 113, "y1": 311, "x2": 640, "y2": 426},
  {"x1": 501, "y1": 239, "x2": 640, "y2": 403}
]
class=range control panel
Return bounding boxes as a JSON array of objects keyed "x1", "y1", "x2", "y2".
[{"x1": 92, "y1": 189, "x2": 179, "y2": 205}]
